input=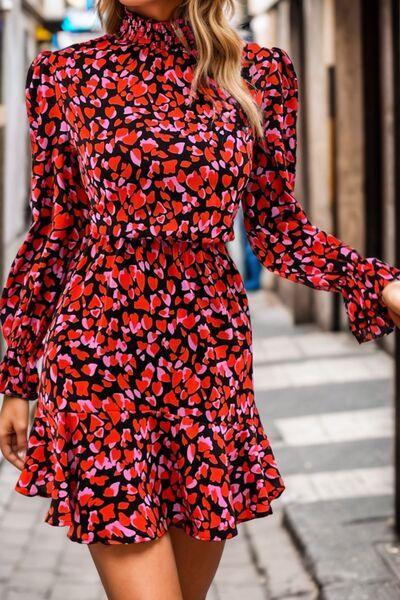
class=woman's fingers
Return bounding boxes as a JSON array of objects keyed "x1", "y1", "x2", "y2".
[
  {"x1": 388, "y1": 307, "x2": 400, "y2": 329},
  {"x1": 382, "y1": 281, "x2": 400, "y2": 318},
  {"x1": 12, "y1": 420, "x2": 28, "y2": 466},
  {"x1": 1, "y1": 431, "x2": 26, "y2": 470},
  {"x1": 0, "y1": 396, "x2": 29, "y2": 470}
]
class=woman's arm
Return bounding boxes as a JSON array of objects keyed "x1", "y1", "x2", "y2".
[
  {"x1": 0, "y1": 50, "x2": 89, "y2": 400},
  {"x1": 241, "y1": 46, "x2": 400, "y2": 344}
]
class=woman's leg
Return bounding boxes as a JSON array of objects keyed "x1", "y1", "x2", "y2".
[
  {"x1": 169, "y1": 526, "x2": 226, "y2": 600},
  {"x1": 88, "y1": 532, "x2": 183, "y2": 600}
]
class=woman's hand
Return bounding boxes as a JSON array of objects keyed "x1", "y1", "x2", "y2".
[
  {"x1": 381, "y1": 280, "x2": 400, "y2": 329},
  {"x1": 0, "y1": 395, "x2": 29, "y2": 470}
]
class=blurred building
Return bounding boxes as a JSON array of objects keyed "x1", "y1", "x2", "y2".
[
  {"x1": 0, "y1": 0, "x2": 100, "y2": 364},
  {"x1": 0, "y1": 0, "x2": 100, "y2": 281},
  {"x1": 247, "y1": 0, "x2": 399, "y2": 352},
  {"x1": 2, "y1": 0, "x2": 63, "y2": 271}
]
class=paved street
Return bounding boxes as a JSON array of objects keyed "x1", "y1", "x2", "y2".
[
  {"x1": 1, "y1": 286, "x2": 400, "y2": 599},
  {"x1": 246, "y1": 288, "x2": 400, "y2": 599}
]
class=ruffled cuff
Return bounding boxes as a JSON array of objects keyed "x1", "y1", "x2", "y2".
[
  {"x1": 341, "y1": 256, "x2": 400, "y2": 344},
  {"x1": 0, "y1": 347, "x2": 39, "y2": 400}
]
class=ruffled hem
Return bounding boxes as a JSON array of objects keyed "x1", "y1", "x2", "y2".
[
  {"x1": 0, "y1": 348, "x2": 39, "y2": 400},
  {"x1": 15, "y1": 485, "x2": 282, "y2": 545},
  {"x1": 14, "y1": 400, "x2": 285, "y2": 544}
]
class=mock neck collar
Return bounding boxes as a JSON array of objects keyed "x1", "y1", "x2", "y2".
[{"x1": 116, "y1": 5, "x2": 196, "y2": 52}]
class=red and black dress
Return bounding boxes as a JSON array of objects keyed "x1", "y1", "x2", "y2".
[{"x1": 0, "y1": 7, "x2": 399, "y2": 545}]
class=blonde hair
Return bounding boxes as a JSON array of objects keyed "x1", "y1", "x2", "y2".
[{"x1": 96, "y1": 0, "x2": 264, "y2": 138}]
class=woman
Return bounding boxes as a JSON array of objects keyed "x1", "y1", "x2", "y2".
[{"x1": 1, "y1": 0, "x2": 400, "y2": 598}]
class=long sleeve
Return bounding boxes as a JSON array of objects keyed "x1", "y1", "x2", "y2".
[
  {"x1": 241, "y1": 46, "x2": 400, "y2": 344},
  {"x1": 0, "y1": 50, "x2": 89, "y2": 400}
]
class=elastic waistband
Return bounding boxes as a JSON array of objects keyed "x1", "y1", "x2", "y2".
[{"x1": 87, "y1": 222, "x2": 228, "y2": 254}]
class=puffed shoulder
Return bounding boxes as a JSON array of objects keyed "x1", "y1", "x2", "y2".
[
  {"x1": 243, "y1": 43, "x2": 299, "y2": 193},
  {"x1": 26, "y1": 49, "x2": 54, "y2": 90},
  {"x1": 242, "y1": 42, "x2": 298, "y2": 98},
  {"x1": 25, "y1": 50, "x2": 64, "y2": 138},
  {"x1": 268, "y1": 47, "x2": 298, "y2": 107}
]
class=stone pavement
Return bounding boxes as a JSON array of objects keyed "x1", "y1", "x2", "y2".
[
  {"x1": 1, "y1": 286, "x2": 400, "y2": 599},
  {"x1": 246, "y1": 288, "x2": 400, "y2": 599}
]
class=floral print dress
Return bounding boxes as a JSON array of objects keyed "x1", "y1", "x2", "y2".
[{"x1": 0, "y1": 7, "x2": 399, "y2": 545}]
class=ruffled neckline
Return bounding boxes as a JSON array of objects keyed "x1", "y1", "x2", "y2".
[{"x1": 116, "y1": 5, "x2": 196, "y2": 52}]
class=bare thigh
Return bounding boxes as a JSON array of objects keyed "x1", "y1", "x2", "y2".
[
  {"x1": 169, "y1": 526, "x2": 226, "y2": 600},
  {"x1": 88, "y1": 532, "x2": 183, "y2": 600}
]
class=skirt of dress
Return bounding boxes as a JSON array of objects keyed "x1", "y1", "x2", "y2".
[{"x1": 14, "y1": 230, "x2": 286, "y2": 544}]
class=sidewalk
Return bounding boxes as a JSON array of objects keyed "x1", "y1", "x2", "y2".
[
  {"x1": 244, "y1": 288, "x2": 400, "y2": 599},
  {"x1": 1, "y1": 287, "x2": 400, "y2": 599}
]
